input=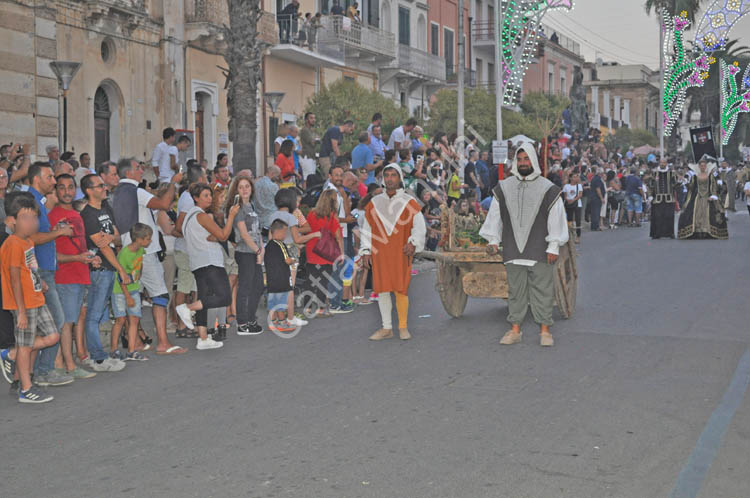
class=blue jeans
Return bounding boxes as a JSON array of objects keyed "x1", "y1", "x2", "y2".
[
  {"x1": 86, "y1": 270, "x2": 115, "y2": 361},
  {"x1": 35, "y1": 269, "x2": 63, "y2": 375},
  {"x1": 58, "y1": 283, "x2": 88, "y2": 324},
  {"x1": 327, "y1": 260, "x2": 345, "y2": 308}
]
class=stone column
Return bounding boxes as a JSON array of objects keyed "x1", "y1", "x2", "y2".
[
  {"x1": 623, "y1": 99, "x2": 631, "y2": 127},
  {"x1": 613, "y1": 95, "x2": 621, "y2": 127},
  {"x1": 603, "y1": 90, "x2": 611, "y2": 129},
  {"x1": 590, "y1": 85, "x2": 599, "y2": 127}
]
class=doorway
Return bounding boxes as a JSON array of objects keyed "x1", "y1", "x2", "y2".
[{"x1": 94, "y1": 87, "x2": 111, "y2": 166}]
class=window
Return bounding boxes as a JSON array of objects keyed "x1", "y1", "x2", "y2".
[
  {"x1": 398, "y1": 7, "x2": 410, "y2": 46},
  {"x1": 444, "y1": 28, "x2": 454, "y2": 73},
  {"x1": 560, "y1": 70, "x2": 567, "y2": 96},
  {"x1": 431, "y1": 23, "x2": 439, "y2": 56},
  {"x1": 343, "y1": 75, "x2": 355, "y2": 82},
  {"x1": 488, "y1": 62, "x2": 495, "y2": 84},
  {"x1": 547, "y1": 62, "x2": 555, "y2": 94},
  {"x1": 368, "y1": 0, "x2": 380, "y2": 27}
]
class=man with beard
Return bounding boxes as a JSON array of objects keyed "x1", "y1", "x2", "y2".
[
  {"x1": 648, "y1": 158, "x2": 678, "y2": 239},
  {"x1": 480, "y1": 143, "x2": 568, "y2": 347},
  {"x1": 360, "y1": 164, "x2": 425, "y2": 341}
]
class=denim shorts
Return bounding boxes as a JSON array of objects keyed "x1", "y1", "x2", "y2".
[
  {"x1": 112, "y1": 290, "x2": 142, "y2": 318},
  {"x1": 267, "y1": 291, "x2": 289, "y2": 312},
  {"x1": 57, "y1": 283, "x2": 89, "y2": 324},
  {"x1": 626, "y1": 193, "x2": 643, "y2": 214}
]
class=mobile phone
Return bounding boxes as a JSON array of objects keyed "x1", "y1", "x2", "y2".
[{"x1": 233, "y1": 194, "x2": 240, "y2": 205}]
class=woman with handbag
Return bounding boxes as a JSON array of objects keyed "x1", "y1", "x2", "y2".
[{"x1": 304, "y1": 189, "x2": 345, "y2": 318}]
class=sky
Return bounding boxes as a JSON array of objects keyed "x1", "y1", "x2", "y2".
[{"x1": 543, "y1": 0, "x2": 750, "y2": 70}]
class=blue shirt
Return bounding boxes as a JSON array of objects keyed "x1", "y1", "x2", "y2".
[
  {"x1": 352, "y1": 144, "x2": 376, "y2": 185},
  {"x1": 624, "y1": 175, "x2": 643, "y2": 196},
  {"x1": 647, "y1": 153, "x2": 656, "y2": 163},
  {"x1": 368, "y1": 135, "x2": 386, "y2": 160},
  {"x1": 29, "y1": 186, "x2": 56, "y2": 271},
  {"x1": 286, "y1": 135, "x2": 300, "y2": 172},
  {"x1": 475, "y1": 160, "x2": 490, "y2": 186}
]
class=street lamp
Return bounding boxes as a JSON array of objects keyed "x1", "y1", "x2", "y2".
[
  {"x1": 264, "y1": 91, "x2": 285, "y2": 118},
  {"x1": 49, "y1": 61, "x2": 82, "y2": 153}
]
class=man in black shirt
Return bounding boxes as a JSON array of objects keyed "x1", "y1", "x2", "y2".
[
  {"x1": 330, "y1": 0, "x2": 345, "y2": 16},
  {"x1": 278, "y1": 0, "x2": 300, "y2": 43},
  {"x1": 464, "y1": 149, "x2": 481, "y2": 198},
  {"x1": 79, "y1": 173, "x2": 129, "y2": 371},
  {"x1": 319, "y1": 120, "x2": 354, "y2": 177}
]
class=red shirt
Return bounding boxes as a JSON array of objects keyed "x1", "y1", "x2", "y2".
[
  {"x1": 275, "y1": 154, "x2": 296, "y2": 181},
  {"x1": 48, "y1": 206, "x2": 91, "y2": 285},
  {"x1": 357, "y1": 182, "x2": 367, "y2": 198},
  {"x1": 305, "y1": 211, "x2": 341, "y2": 265}
]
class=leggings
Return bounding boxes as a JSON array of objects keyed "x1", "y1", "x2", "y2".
[
  {"x1": 378, "y1": 292, "x2": 409, "y2": 329},
  {"x1": 235, "y1": 252, "x2": 265, "y2": 325},
  {"x1": 565, "y1": 204, "x2": 582, "y2": 237},
  {"x1": 192, "y1": 265, "x2": 231, "y2": 328},
  {"x1": 307, "y1": 263, "x2": 333, "y2": 308}
]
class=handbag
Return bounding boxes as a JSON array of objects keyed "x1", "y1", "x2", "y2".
[{"x1": 312, "y1": 224, "x2": 341, "y2": 262}]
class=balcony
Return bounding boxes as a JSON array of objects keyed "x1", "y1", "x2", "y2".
[
  {"x1": 388, "y1": 44, "x2": 446, "y2": 82},
  {"x1": 317, "y1": 16, "x2": 396, "y2": 60},
  {"x1": 269, "y1": 14, "x2": 345, "y2": 68},
  {"x1": 185, "y1": 2, "x2": 278, "y2": 50},
  {"x1": 446, "y1": 67, "x2": 477, "y2": 88},
  {"x1": 472, "y1": 20, "x2": 496, "y2": 45}
]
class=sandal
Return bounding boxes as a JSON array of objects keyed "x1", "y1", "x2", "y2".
[{"x1": 176, "y1": 328, "x2": 198, "y2": 339}]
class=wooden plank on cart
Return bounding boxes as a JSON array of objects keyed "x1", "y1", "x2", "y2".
[
  {"x1": 462, "y1": 268, "x2": 509, "y2": 298},
  {"x1": 554, "y1": 228, "x2": 578, "y2": 318}
]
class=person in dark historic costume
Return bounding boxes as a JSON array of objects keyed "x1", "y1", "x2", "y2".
[
  {"x1": 677, "y1": 158, "x2": 728, "y2": 240},
  {"x1": 479, "y1": 143, "x2": 569, "y2": 347},
  {"x1": 648, "y1": 158, "x2": 678, "y2": 239},
  {"x1": 717, "y1": 160, "x2": 737, "y2": 212}
]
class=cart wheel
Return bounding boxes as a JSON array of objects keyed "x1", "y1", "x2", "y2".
[{"x1": 437, "y1": 261, "x2": 468, "y2": 318}]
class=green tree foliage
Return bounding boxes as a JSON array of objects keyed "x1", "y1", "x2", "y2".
[
  {"x1": 644, "y1": 0, "x2": 706, "y2": 24},
  {"x1": 426, "y1": 88, "x2": 540, "y2": 146},
  {"x1": 304, "y1": 79, "x2": 409, "y2": 152},
  {"x1": 604, "y1": 127, "x2": 659, "y2": 152},
  {"x1": 519, "y1": 92, "x2": 571, "y2": 141}
]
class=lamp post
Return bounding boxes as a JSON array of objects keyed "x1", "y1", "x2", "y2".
[
  {"x1": 264, "y1": 91, "x2": 285, "y2": 152},
  {"x1": 49, "y1": 61, "x2": 81, "y2": 153}
]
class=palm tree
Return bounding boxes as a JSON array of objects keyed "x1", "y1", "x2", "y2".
[
  {"x1": 224, "y1": 0, "x2": 267, "y2": 173},
  {"x1": 644, "y1": 0, "x2": 706, "y2": 24}
]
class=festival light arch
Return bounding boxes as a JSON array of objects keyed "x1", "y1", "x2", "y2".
[
  {"x1": 694, "y1": 0, "x2": 750, "y2": 52},
  {"x1": 500, "y1": 0, "x2": 574, "y2": 105},
  {"x1": 719, "y1": 60, "x2": 750, "y2": 145}
]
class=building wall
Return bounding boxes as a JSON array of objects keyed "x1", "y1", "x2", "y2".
[
  {"x1": 0, "y1": 0, "x2": 59, "y2": 158},
  {"x1": 426, "y1": 0, "x2": 469, "y2": 69},
  {"x1": 524, "y1": 40, "x2": 583, "y2": 97}
]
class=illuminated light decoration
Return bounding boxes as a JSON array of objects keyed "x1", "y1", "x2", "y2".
[
  {"x1": 661, "y1": 12, "x2": 715, "y2": 137},
  {"x1": 719, "y1": 59, "x2": 750, "y2": 145},
  {"x1": 499, "y1": 0, "x2": 575, "y2": 105},
  {"x1": 694, "y1": 0, "x2": 750, "y2": 53}
]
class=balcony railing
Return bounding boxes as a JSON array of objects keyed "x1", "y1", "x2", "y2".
[
  {"x1": 446, "y1": 67, "x2": 477, "y2": 87},
  {"x1": 317, "y1": 15, "x2": 396, "y2": 58},
  {"x1": 472, "y1": 20, "x2": 495, "y2": 43},
  {"x1": 392, "y1": 44, "x2": 446, "y2": 82}
]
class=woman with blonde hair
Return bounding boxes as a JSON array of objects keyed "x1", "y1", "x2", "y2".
[{"x1": 304, "y1": 189, "x2": 345, "y2": 317}]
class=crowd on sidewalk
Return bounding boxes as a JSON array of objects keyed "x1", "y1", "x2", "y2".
[{"x1": 2, "y1": 110, "x2": 748, "y2": 404}]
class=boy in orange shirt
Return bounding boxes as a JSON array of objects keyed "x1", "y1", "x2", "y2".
[{"x1": 0, "y1": 192, "x2": 60, "y2": 403}]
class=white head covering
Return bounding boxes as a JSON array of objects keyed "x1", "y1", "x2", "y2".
[
  {"x1": 510, "y1": 142, "x2": 542, "y2": 181},
  {"x1": 370, "y1": 163, "x2": 413, "y2": 236}
]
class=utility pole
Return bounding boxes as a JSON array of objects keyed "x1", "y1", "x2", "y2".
[
  {"x1": 659, "y1": 14, "x2": 665, "y2": 159},
  {"x1": 495, "y1": 0, "x2": 503, "y2": 145},
  {"x1": 457, "y1": 0, "x2": 465, "y2": 159}
]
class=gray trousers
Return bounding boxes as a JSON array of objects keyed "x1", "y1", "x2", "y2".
[{"x1": 505, "y1": 261, "x2": 555, "y2": 327}]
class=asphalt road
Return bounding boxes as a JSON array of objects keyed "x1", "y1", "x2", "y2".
[{"x1": 2, "y1": 211, "x2": 750, "y2": 498}]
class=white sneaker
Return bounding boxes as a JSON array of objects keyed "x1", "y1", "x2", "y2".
[
  {"x1": 176, "y1": 304, "x2": 194, "y2": 330},
  {"x1": 89, "y1": 357, "x2": 126, "y2": 372},
  {"x1": 196, "y1": 337, "x2": 223, "y2": 350},
  {"x1": 289, "y1": 316, "x2": 308, "y2": 326}
]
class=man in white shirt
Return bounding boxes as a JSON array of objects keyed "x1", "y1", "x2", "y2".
[
  {"x1": 113, "y1": 158, "x2": 187, "y2": 355},
  {"x1": 387, "y1": 118, "x2": 417, "y2": 151},
  {"x1": 480, "y1": 143, "x2": 569, "y2": 347},
  {"x1": 151, "y1": 128, "x2": 191, "y2": 183}
]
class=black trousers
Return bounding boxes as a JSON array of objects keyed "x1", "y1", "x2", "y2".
[
  {"x1": 192, "y1": 265, "x2": 232, "y2": 328},
  {"x1": 565, "y1": 204, "x2": 582, "y2": 237},
  {"x1": 589, "y1": 199, "x2": 602, "y2": 230},
  {"x1": 235, "y1": 252, "x2": 265, "y2": 325},
  {"x1": 306, "y1": 263, "x2": 333, "y2": 308}
]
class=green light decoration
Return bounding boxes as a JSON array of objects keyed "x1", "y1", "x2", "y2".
[
  {"x1": 719, "y1": 59, "x2": 750, "y2": 145},
  {"x1": 500, "y1": 0, "x2": 574, "y2": 105},
  {"x1": 662, "y1": 11, "x2": 715, "y2": 137}
]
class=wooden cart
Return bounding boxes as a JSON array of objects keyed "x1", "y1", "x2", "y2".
[{"x1": 420, "y1": 206, "x2": 578, "y2": 319}]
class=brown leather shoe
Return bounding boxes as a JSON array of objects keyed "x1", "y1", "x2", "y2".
[
  {"x1": 369, "y1": 328, "x2": 394, "y2": 341},
  {"x1": 540, "y1": 332, "x2": 554, "y2": 347},
  {"x1": 398, "y1": 328, "x2": 412, "y2": 340},
  {"x1": 500, "y1": 330, "x2": 522, "y2": 345}
]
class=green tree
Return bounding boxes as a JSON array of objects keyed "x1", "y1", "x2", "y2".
[
  {"x1": 426, "y1": 88, "x2": 534, "y2": 146},
  {"x1": 604, "y1": 127, "x2": 659, "y2": 152},
  {"x1": 304, "y1": 79, "x2": 409, "y2": 152},
  {"x1": 519, "y1": 92, "x2": 570, "y2": 142},
  {"x1": 644, "y1": 0, "x2": 706, "y2": 24}
]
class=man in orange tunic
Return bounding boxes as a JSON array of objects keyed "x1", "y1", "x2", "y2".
[{"x1": 360, "y1": 165, "x2": 426, "y2": 340}]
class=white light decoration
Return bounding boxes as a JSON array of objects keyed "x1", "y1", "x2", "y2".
[
  {"x1": 661, "y1": 11, "x2": 715, "y2": 137},
  {"x1": 720, "y1": 59, "x2": 750, "y2": 145},
  {"x1": 694, "y1": 0, "x2": 750, "y2": 53},
  {"x1": 500, "y1": 0, "x2": 575, "y2": 105}
]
